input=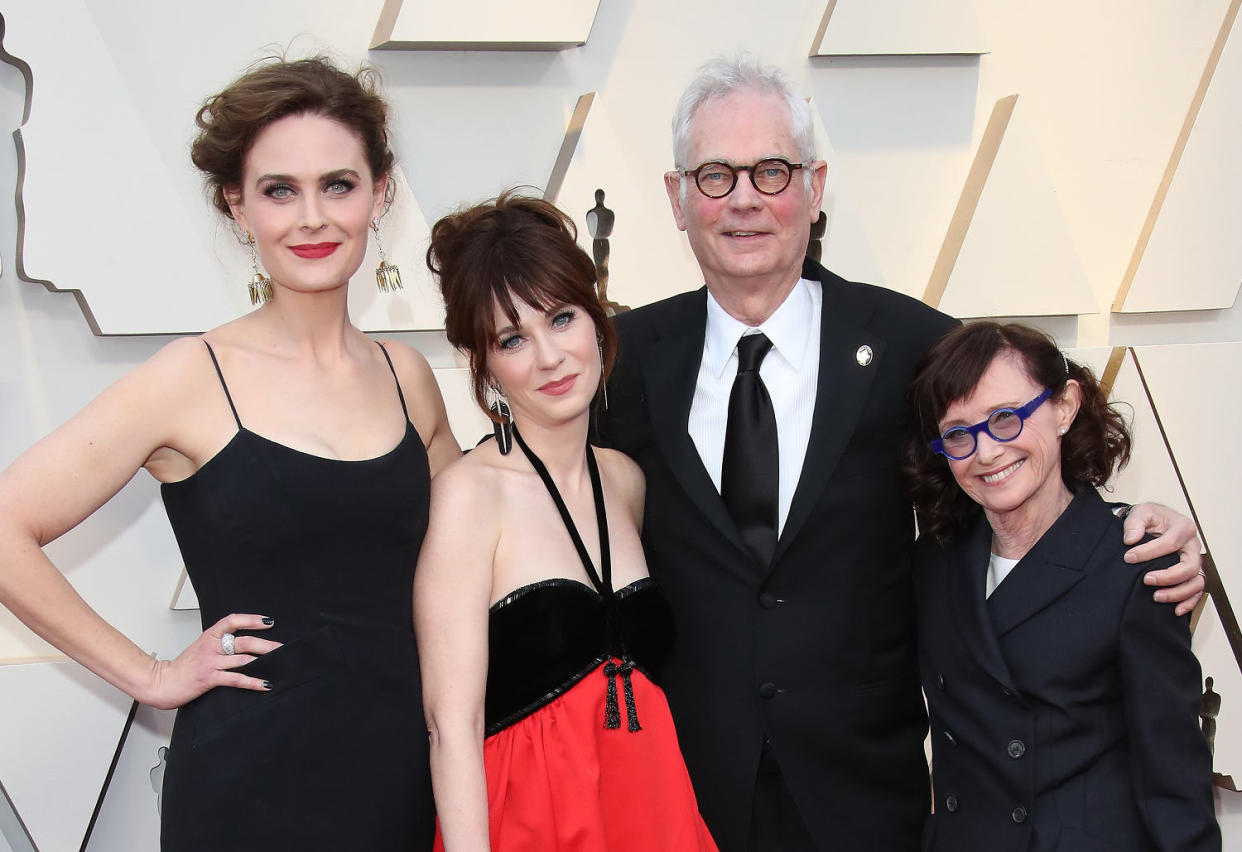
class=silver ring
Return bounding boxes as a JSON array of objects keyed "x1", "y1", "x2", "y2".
[
  {"x1": 1198, "y1": 569, "x2": 1207, "y2": 578},
  {"x1": 220, "y1": 632, "x2": 236, "y2": 655}
]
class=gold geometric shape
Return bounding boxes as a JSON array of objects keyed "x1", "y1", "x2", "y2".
[
  {"x1": 806, "y1": 98, "x2": 888, "y2": 290},
  {"x1": 925, "y1": 94, "x2": 1097, "y2": 317},
  {"x1": 1128, "y1": 343, "x2": 1242, "y2": 665},
  {"x1": 544, "y1": 91, "x2": 703, "y2": 312},
  {"x1": 1113, "y1": 0, "x2": 1242, "y2": 313},
  {"x1": 169, "y1": 568, "x2": 198, "y2": 612},
  {"x1": 811, "y1": 0, "x2": 986, "y2": 56},
  {"x1": 372, "y1": 0, "x2": 601, "y2": 50}
]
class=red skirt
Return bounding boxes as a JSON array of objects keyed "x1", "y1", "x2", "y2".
[{"x1": 435, "y1": 660, "x2": 719, "y2": 851}]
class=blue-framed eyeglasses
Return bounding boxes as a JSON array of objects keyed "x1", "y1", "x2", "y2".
[{"x1": 930, "y1": 388, "x2": 1053, "y2": 460}]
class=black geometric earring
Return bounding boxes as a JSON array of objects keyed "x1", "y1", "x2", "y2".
[{"x1": 489, "y1": 389, "x2": 513, "y2": 455}]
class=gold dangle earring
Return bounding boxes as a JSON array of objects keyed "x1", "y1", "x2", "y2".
[
  {"x1": 245, "y1": 232, "x2": 273, "y2": 306},
  {"x1": 372, "y1": 218, "x2": 403, "y2": 292}
]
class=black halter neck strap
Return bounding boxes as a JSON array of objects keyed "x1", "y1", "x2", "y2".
[{"x1": 512, "y1": 426, "x2": 612, "y2": 597}]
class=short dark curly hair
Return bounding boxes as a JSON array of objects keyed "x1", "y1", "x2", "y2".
[
  {"x1": 425, "y1": 189, "x2": 617, "y2": 421},
  {"x1": 905, "y1": 322, "x2": 1132, "y2": 543},
  {"x1": 190, "y1": 55, "x2": 394, "y2": 219}
]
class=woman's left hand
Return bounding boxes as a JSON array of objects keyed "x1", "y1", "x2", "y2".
[{"x1": 1123, "y1": 502, "x2": 1204, "y2": 615}]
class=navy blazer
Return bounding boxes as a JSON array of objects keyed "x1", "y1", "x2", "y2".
[
  {"x1": 916, "y1": 488, "x2": 1218, "y2": 851},
  {"x1": 601, "y1": 259, "x2": 958, "y2": 852}
]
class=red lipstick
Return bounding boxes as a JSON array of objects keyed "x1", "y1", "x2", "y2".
[
  {"x1": 539, "y1": 375, "x2": 578, "y2": 396},
  {"x1": 289, "y1": 242, "x2": 339, "y2": 259}
]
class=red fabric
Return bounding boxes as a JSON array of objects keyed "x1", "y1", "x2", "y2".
[{"x1": 434, "y1": 661, "x2": 719, "y2": 851}]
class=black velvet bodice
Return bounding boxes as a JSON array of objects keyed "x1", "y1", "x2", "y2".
[{"x1": 484, "y1": 576, "x2": 674, "y2": 735}]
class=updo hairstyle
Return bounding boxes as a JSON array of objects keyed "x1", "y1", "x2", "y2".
[
  {"x1": 905, "y1": 321, "x2": 1132, "y2": 543},
  {"x1": 190, "y1": 55, "x2": 395, "y2": 218},
  {"x1": 426, "y1": 190, "x2": 617, "y2": 421}
]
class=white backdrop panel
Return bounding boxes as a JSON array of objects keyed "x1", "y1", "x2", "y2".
[
  {"x1": 1119, "y1": 14, "x2": 1242, "y2": 313},
  {"x1": 812, "y1": 0, "x2": 987, "y2": 56},
  {"x1": 0, "y1": 662, "x2": 131, "y2": 852}
]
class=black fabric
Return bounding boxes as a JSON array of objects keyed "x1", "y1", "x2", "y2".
[
  {"x1": 157, "y1": 342, "x2": 434, "y2": 852},
  {"x1": 721, "y1": 332, "x2": 778, "y2": 567},
  {"x1": 748, "y1": 747, "x2": 818, "y2": 852},
  {"x1": 485, "y1": 577, "x2": 674, "y2": 734},
  {"x1": 490, "y1": 428, "x2": 675, "y2": 734},
  {"x1": 916, "y1": 488, "x2": 1218, "y2": 852}
]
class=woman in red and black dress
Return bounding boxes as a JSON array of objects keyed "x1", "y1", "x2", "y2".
[{"x1": 415, "y1": 192, "x2": 718, "y2": 851}]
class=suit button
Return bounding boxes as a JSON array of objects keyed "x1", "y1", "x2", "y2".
[
  {"x1": 944, "y1": 795, "x2": 958, "y2": 813},
  {"x1": 1007, "y1": 739, "x2": 1026, "y2": 759},
  {"x1": 1001, "y1": 686, "x2": 1014, "y2": 697},
  {"x1": 758, "y1": 592, "x2": 777, "y2": 609},
  {"x1": 943, "y1": 730, "x2": 957, "y2": 747},
  {"x1": 1012, "y1": 806, "x2": 1027, "y2": 823},
  {"x1": 758, "y1": 682, "x2": 778, "y2": 699},
  {"x1": 937, "y1": 674, "x2": 946, "y2": 691}
]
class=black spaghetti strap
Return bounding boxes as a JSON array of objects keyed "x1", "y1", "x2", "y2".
[
  {"x1": 512, "y1": 426, "x2": 641, "y2": 730},
  {"x1": 512, "y1": 426, "x2": 612, "y2": 597},
  {"x1": 375, "y1": 343, "x2": 410, "y2": 421},
  {"x1": 202, "y1": 341, "x2": 242, "y2": 429}
]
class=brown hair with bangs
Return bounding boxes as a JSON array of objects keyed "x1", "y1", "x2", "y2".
[
  {"x1": 904, "y1": 321, "x2": 1132, "y2": 543},
  {"x1": 426, "y1": 189, "x2": 617, "y2": 421}
]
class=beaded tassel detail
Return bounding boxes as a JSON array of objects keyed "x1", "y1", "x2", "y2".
[
  {"x1": 372, "y1": 218, "x2": 403, "y2": 292},
  {"x1": 603, "y1": 659, "x2": 642, "y2": 732}
]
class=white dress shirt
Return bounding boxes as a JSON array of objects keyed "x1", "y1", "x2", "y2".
[{"x1": 688, "y1": 278, "x2": 822, "y2": 534}]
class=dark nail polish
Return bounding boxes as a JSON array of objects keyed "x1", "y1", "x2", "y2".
[
  {"x1": 261, "y1": 617, "x2": 274, "y2": 625},
  {"x1": 262, "y1": 681, "x2": 274, "y2": 691}
]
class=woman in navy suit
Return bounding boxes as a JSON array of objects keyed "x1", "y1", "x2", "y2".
[{"x1": 905, "y1": 322, "x2": 1218, "y2": 852}]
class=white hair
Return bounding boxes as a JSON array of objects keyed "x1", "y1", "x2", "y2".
[{"x1": 671, "y1": 56, "x2": 817, "y2": 200}]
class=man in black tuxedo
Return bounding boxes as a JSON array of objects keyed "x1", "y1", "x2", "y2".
[{"x1": 600, "y1": 57, "x2": 1204, "y2": 852}]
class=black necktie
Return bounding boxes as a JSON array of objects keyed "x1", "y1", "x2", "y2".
[{"x1": 721, "y1": 332, "x2": 778, "y2": 567}]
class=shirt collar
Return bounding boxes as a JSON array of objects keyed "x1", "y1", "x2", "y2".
[{"x1": 703, "y1": 278, "x2": 817, "y2": 378}]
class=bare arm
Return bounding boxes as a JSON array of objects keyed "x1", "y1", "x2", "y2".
[
  {"x1": 382, "y1": 340, "x2": 462, "y2": 476},
  {"x1": 0, "y1": 338, "x2": 276, "y2": 708},
  {"x1": 414, "y1": 461, "x2": 496, "y2": 851},
  {"x1": 1120, "y1": 503, "x2": 1204, "y2": 615}
]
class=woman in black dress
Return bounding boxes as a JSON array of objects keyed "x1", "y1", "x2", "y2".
[{"x1": 0, "y1": 57, "x2": 459, "y2": 850}]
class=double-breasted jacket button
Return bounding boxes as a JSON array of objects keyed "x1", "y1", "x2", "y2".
[
  {"x1": 943, "y1": 729, "x2": 957, "y2": 747},
  {"x1": 1012, "y1": 806, "x2": 1028, "y2": 824},
  {"x1": 758, "y1": 682, "x2": 778, "y2": 700},
  {"x1": 944, "y1": 794, "x2": 958, "y2": 813},
  {"x1": 937, "y1": 674, "x2": 946, "y2": 691},
  {"x1": 758, "y1": 592, "x2": 778, "y2": 609},
  {"x1": 1007, "y1": 739, "x2": 1026, "y2": 759}
]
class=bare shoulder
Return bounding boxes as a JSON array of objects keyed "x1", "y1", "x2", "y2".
[
  {"x1": 429, "y1": 447, "x2": 502, "y2": 510},
  {"x1": 140, "y1": 335, "x2": 216, "y2": 390},
  {"x1": 91, "y1": 335, "x2": 222, "y2": 437},
  {"x1": 374, "y1": 338, "x2": 434, "y2": 385},
  {"x1": 593, "y1": 446, "x2": 645, "y2": 512},
  {"x1": 374, "y1": 339, "x2": 460, "y2": 471}
]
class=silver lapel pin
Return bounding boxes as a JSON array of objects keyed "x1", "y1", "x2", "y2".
[{"x1": 856, "y1": 344, "x2": 873, "y2": 366}]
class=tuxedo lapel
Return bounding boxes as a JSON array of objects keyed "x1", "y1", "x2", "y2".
[
  {"x1": 638, "y1": 290, "x2": 750, "y2": 558},
  {"x1": 947, "y1": 516, "x2": 1019, "y2": 692},
  {"x1": 776, "y1": 265, "x2": 884, "y2": 561},
  {"x1": 987, "y1": 489, "x2": 1103, "y2": 638}
]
